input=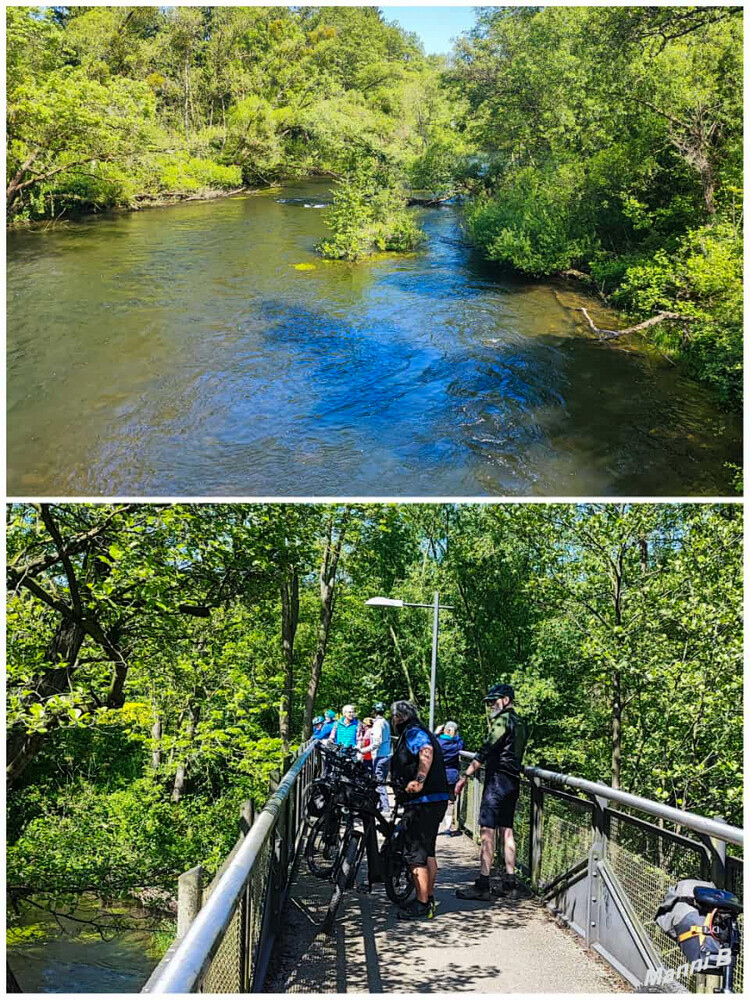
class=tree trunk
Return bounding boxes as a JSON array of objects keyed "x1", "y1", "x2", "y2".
[
  {"x1": 302, "y1": 511, "x2": 350, "y2": 739},
  {"x1": 389, "y1": 624, "x2": 418, "y2": 706},
  {"x1": 279, "y1": 564, "x2": 299, "y2": 755},
  {"x1": 172, "y1": 703, "x2": 200, "y2": 803},
  {"x1": 6, "y1": 617, "x2": 86, "y2": 784},
  {"x1": 151, "y1": 714, "x2": 163, "y2": 769}
]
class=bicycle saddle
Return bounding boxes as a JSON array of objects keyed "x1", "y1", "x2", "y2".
[{"x1": 694, "y1": 886, "x2": 743, "y2": 915}]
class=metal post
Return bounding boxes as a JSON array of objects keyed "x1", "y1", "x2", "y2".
[
  {"x1": 709, "y1": 817, "x2": 727, "y2": 888},
  {"x1": 177, "y1": 865, "x2": 203, "y2": 939},
  {"x1": 240, "y1": 799, "x2": 255, "y2": 837},
  {"x1": 530, "y1": 777, "x2": 544, "y2": 889},
  {"x1": 429, "y1": 590, "x2": 439, "y2": 730}
]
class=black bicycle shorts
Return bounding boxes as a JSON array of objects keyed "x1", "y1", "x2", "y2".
[
  {"x1": 402, "y1": 801, "x2": 447, "y2": 867},
  {"x1": 478, "y1": 772, "x2": 520, "y2": 829}
]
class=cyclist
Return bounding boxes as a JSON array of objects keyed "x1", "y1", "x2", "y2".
[
  {"x1": 455, "y1": 683, "x2": 528, "y2": 901},
  {"x1": 332, "y1": 704, "x2": 359, "y2": 748},
  {"x1": 319, "y1": 709, "x2": 337, "y2": 742},
  {"x1": 435, "y1": 720, "x2": 464, "y2": 835},
  {"x1": 311, "y1": 715, "x2": 326, "y2": 739},
  {"x1": 370, "y1": 702, "x2": 392, "y2": 816},
  {"x1": 390, "y1": 700, "x2": 449, "y2": 920}
]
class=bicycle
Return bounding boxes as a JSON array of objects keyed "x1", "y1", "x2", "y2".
[
  {"x1": 320, "y1": 777, "x2": 414, "y2": 935},
  {"x1": 304, "y1": 744, "x2": 369, "y2": 878}
]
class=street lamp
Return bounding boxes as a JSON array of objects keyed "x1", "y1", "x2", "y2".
[{"x1": 365, "y1": 592, "x2": 454, "y2": 730}]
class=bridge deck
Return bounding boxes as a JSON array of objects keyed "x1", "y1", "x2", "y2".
[{"x1": 264, "y1": 830, "x2": 626, "y2": 993}]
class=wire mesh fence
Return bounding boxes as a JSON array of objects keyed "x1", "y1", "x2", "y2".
[
  {"x1": 538, "y1": 791, "x2": 593, "y2": 888},
  {"x1": 726, "y1": 855, "x2": 744, "y2": 992},
  {"x1": 143, "y1": 743, "x2": 317, "y2": 994},
  {"x1": 608, "y1": 812, "x2": 707, "y2": 990},
  {"x1": 457, "y1": 754, "x2": 743, "y2": 994}
]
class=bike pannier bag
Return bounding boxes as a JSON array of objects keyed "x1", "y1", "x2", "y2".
[{"x1": 655, "y1": 880, "x2": 724, "y2": 967}]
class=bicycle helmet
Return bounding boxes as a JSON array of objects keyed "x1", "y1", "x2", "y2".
[
  {"x1": 372, "y1": 701, "x2": 386, "y2": 714},
  {"x1": 312, "y1": 715, "x2": 324, "y2": 726},
  {"x1": 324, "y1": 709, "x2": 336, "y2": 719}
]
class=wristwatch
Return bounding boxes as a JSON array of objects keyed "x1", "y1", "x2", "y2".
[{"x1": 415, "y1": 774, "x2": 426, "y2": 784}]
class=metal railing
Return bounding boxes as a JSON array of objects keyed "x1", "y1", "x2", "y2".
[
  {"x1": 457, "y1": 752, "x2": 744, "y2": 992},
  {"x1": 143, "y1": 742, "x2": 317, "y2": 994}
]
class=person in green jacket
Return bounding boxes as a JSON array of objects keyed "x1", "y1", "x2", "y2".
[{"x1": 455, "y1": 683, "x2": 528, "y2": 901}]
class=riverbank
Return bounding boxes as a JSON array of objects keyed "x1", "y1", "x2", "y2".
[{"x1": 6, "y1": 183, "x2": 266, "y2": 230}]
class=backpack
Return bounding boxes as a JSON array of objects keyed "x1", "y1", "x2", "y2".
[{"x1": 655, "y1": 880, "x2": 724, "y2": 967}]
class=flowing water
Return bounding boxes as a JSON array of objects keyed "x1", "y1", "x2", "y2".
[
  {"x1": 7, "y1": 180, "x2": 741, "y2": 496},
  {"x1": 6, "y1": 895, "x2": 164, "y2": 993}
]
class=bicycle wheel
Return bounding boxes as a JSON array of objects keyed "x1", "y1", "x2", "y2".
[
  {"x1": 383, "y1": 829, "x2": 415, "y2": 905},
  {"x1": 306, "y1": 811, "x2": 347, "y2": 879},
  {"x1": 322, "y1": 835, "x2": 360, "y2": 934}
]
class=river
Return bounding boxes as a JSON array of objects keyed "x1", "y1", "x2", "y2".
[
  {"x1": 6, "y1": 895, "x2": 166, "y2": 992},
  {"x1": 7, "y1": 180, "x2": 741, "y2": 496}
]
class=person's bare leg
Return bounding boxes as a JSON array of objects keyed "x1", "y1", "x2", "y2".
[
  {"x1": 427, "y1": 856, "x2": 438, "y2": 897},
  {"x1": 412, "y1": 865, "x2": 430, "y2": 903},
  {"x1": 502, "y1": 826, "x2": 516, "y2": 874},
  {"x1": 479, "y1": 826, "x2": 496, "y2": 876}
]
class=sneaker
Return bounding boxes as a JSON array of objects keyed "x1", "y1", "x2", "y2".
[
  {"x1": 397, "y1": 898, "x2": 431, "y2": 920},
  {"x1": 456, "y1": 882, "x2": 492, "y2": 901},
  {"x1": 428, "y1": 898, "x2": 439, "y2": 919},
  {"x1": 492, "y1": 875, "x2": 520, "y2": 899}
]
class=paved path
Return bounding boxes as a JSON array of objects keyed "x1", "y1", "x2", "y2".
[{"x1": 264, "y1": 830, "x2": 626, "y2": 993}]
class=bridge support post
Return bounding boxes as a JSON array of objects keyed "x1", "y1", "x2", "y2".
[
  {"x1": 240, "y1": 799, "x2": 255, "y2": 837},
  {"x1": 177, "y1": 865, "x2": 203, "y2": 939},
  {"x1": 529, "y1": 777, "x2": 544, "y2": 889},
  {"x1": 709, "y1": 817, "x2": 727, "y2": 888}
]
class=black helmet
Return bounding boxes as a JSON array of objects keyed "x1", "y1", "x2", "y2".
[
  {"x1": 485, "y1": 683, "x2": 514, "y2": 702},
  {"x1": 372, "y1": 701, "x2": 386, "y2": 714}
]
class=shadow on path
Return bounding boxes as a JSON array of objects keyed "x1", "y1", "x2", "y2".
[{"x1": 263, "y1": 830, "x2": 624, "y2": 993}]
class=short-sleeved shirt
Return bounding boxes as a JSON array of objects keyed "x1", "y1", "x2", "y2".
[{"x1": 402, "y1": 725, "x2": 449, "y2": 806}]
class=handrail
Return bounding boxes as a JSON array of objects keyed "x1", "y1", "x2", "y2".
[
  {"x1": 458, "y1": 751, "x2": 743, "y2": 848},
  {"x1": 144, "y1": 743, "x2": 316, "y2": 994}
]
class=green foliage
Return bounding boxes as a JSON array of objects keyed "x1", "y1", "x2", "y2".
[
  {"x1": 150, "y1": 154, "x2": 242, "y2": 193},
  {"x1": 317, "y1": 169, "x2": 423, "y2": 260},
  {"x1": 465, "y1": 162, "x2": 595, "y2": 275},
  {"x1": 6, "y1": 6, "x2": 434, "y2": 219},
  {"x1": 452, "y1": 6, "x2": 743, "y2": 405}
]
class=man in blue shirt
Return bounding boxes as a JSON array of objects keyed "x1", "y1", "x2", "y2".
[{"x1": 390, "y1": 700, "x2": 449, "y2": 920}]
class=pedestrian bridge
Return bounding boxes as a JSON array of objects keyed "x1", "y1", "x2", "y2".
[{"x1": 143, "y1": 744, "x2": 743, "y2": 994}]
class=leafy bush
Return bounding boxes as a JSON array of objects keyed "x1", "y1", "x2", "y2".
[
  {"x1": 465, "y1": 163, "x2": 596, "y2": 275},
  {"x1": 152, "y1": 154, "x2": 242, "y2": 193},
  {"x1": 317, "y1": 171, "x2": 423, "y2": 260},
  {"x1": 602, "y1": 219, "x2": 743, "y2": 405}
]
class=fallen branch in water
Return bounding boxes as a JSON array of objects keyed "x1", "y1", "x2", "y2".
[
  {"x1": 407, "y1": 193, "x2": 455, "y2": 207},
  {"x1": 577, "y1": 306, "x2": 688, "y2": 340},
  {"x1": 576, "y1": 307, "x2": 685, "y2": 366}
]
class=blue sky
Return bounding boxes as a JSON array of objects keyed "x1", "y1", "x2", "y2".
[{"x1": 381, "y1": 6, "x2": 478, "y2": 54}]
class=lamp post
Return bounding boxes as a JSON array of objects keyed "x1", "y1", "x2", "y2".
[{"x1": 365, "y1": 592, "x2": 454, "y2": 730}]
